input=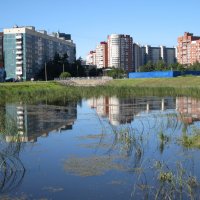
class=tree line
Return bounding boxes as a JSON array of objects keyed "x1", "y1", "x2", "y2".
[
  {"x1": 139, "y1": 60, "x2": 200, "y2": 72},
  {"x1": 35, "y1": 53, "x2": 103, "y2": 80}
]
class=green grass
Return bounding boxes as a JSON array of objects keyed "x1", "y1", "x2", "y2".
[
  {"x1": 1, "y1": 77, "x2": 200, "y2": 104},
  {"x1": 108, "y1": 77, "x2": 200, "y2": 88}
]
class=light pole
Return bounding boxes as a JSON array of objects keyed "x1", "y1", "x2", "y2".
[
  {"x1": 63, "y1": 63, "x2": 65, "y2": 73},
  {"x1": 45, "y1": 62, "x2": 47, "y2": 81}
]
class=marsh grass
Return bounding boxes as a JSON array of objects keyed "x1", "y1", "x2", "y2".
[
  {"x1": 0, "y1": 109, "x2": 25, "y2": 193},
  {"x1": 181, "y1": 134, "x2": 200, "y2": 148},
  {"x1": 132, "y1": 161, "x2": 200, "y2": 199},
  {"x1": 2, "y1": 78, "x2": 200, "y2": 105}
]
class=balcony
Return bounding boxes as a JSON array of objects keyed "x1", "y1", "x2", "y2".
[
  {"x1": 16, "y1": 66, "x2": 22, "y2": 70},
  {"x1": 16, "y1": 50, "x2": 23, "y2": 55},
  {"x1": 16, "y1": 55, "x2": 22, "y2": 59},
  {"x1": 16, "y1": 70, "x2": 23, "y2": 75},
  {"x1": 16, "y1": 61, "x2": 23, "y2": 65},
  {"x1": 16, "y1": 41, "x2": 22, "y2": 45},
  {"x1": 16, "y1": 35, "x2": 22, "y2": 39},
  {"x1": 16, "y1": 46, "x2": 22, "y2": 50}
]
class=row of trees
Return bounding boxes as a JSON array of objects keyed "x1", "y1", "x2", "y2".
[
  {"x1": 35, "y1": 53, "x2": 128, "y2": 80},
  {"x1": 36, "y1": 55, "x2": 200, "y2": 80},
  {"x1": 36, "y1": 53, "x2": 103, "y2": 80},
  {"x1": 139, "y1": 60, "x2": 200, "y2": 72}
]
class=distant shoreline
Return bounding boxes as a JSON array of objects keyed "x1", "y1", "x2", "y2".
[{"x1": 1, "y1": 77, "x2": 200, "y2": 103}]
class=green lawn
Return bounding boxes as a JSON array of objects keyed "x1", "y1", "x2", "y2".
[{"x1": 108, "y1": 77, "x2": 200, "y2": 88}]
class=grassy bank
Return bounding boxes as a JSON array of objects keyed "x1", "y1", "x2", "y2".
[
  {"x1": 1, "y1": 77, "x2": 200, "y2": 103},
  {"x1": 108, "y1": 77, "x2": 200, "y2": 88}
]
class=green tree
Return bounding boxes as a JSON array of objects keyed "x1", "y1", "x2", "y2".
[
  {"x1": 107, "y1": 68, "x2": 126, "y2": 79},
  {"x1": 59, "y1": 72, "x2": 71, "y2": 78},
  {"x1": 191, "y1": 61, "x2": 200, "y2": 71},
  {"x1": 155, "y1": 60, "x2": 166, "y2": 71}
]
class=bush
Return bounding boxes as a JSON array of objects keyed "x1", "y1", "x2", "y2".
[{"x1": 59, "y1": 72, "x2": 71, "y2": 78}]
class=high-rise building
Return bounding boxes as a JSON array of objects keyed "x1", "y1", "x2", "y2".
[
  {"x1": 177, "y1": 32, "x2": 200, "y2": 65},
  {"x1": 0, "y1": 32, "x2": 3, "y2": 67},
  {"x1": 133, "y1": 44, "x2": 176, "y2": 71},
  {"x1": 86, "y1": 50, "x2": 96, "y2": 65},
  {"x1": 160, "y1": 46, "x2": 176, "y2": 66},
  {"x1": 108, "y1": 34, "x2": 133, "y2": 72},
  {"x1": 3, "y1": 26, "x2": 76, "y2": 80},
  {"x1": 96, "y1": 42, "x2": 108, "y2": 68},
  {"x1": 133, "y1": 43, "x2": 147, "y2": 72}
]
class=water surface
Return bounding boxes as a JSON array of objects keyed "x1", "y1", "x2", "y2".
[{"x1": 0, "y1": 96, "x2": 200, "y2": 199}]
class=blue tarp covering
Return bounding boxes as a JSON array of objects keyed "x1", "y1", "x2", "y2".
[{"x1": 129, "y1": 71, "x2": 200, "y2": 78}]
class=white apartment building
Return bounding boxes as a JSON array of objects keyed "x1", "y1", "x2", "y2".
[
  {"x1": 108, "y1": 34, "x2": 133, "y2": 72},
  {"x1": 86, "y1": 51, "x2": 96, "y2": 65},
  {"x1": 95, "y1": 42, "x2": 108, "y2": 68}
]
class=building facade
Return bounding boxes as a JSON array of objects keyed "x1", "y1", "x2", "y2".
[
  {"x1": 3, "y1": 26, "x2": 76, "y2": 80},
  {"x1": 108, "y1": 34, "x2": 133, "y2": 72},
  {"x1": 86, "y1": 34, "x2": 176, "y2": 72},
  {"x1": 86, "y1": 50, "x2": 96, "y2": 65},
  {"x1": 177, "y1": 32, "x2": 200, "y2": 65},
  {"x1": 95, "y1": 42, "x2": 108, "y2": 68},
  {"x1": 0, "y1": 32, "x2": 3, "y2": 67},
  {"x1": 133, "y1": 44, "x2": 176, "y2": 72}
]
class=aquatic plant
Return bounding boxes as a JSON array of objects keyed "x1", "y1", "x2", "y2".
[{"x1": 0, "y1": 108, "x2": 25, "y2": 193}]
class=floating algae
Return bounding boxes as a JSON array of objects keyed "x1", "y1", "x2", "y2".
[{"x1": 64, "y1": 155, "x2": 125, "y2": 177}]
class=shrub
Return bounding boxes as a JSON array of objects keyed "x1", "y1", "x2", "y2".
[{"x1": 59, "y1": 72, "x2": 71, "y2": 78}]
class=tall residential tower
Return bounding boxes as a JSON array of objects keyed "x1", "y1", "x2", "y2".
[
  {"x1": 108, "y1": 34, "x2": 133, "y2": 72},
  {"x1": 96, "y1": 42, "x2": 108, "y2": 68}
]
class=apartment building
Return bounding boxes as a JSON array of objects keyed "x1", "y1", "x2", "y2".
[
  {"x1": 0, "y1": 32, "x2": 3, "y2": 67},
  {"x1": 86, "y1": 50, "x2": 96, "y2": 65},
  {"x1": 161, "y1": 46, "x2": 176, "y2": 65},
  {"x1": 86, "y1": 34, "x2": 176, "y2": 72},
  {"x1": 177, "y1": 32, "x2": 200, "y2": 65},
  {"x1": 133, "y1": 44, "x2": 176, "y2": 71},
  {"x1": 108, "y1": 34, "x2": 133, "y2": 72},
  {"x1": 3, "y1": 26, "x2": 76, "y2": 80},
  {"x1": 96, "y1": 42, "x2": 108, "y2": 68}
]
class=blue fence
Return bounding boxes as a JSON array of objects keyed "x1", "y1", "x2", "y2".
[{"x1": 129, "y1": 71, "x2": 200, "y2": 79}]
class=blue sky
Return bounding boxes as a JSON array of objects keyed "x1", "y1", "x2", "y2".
[{"x1": 1, "y1": 0, "x2": 200, "y2": 59}]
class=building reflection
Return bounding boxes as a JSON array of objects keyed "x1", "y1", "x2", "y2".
[
  {"x1": 5, "y1": 102, "x2": 77, "y2": 142},
  {"x1": 88, "y1": 96, "x2": 176, "y2": 125},
  {"x1": 176, "y1": 97, "x2": 200, "y2": 124}
]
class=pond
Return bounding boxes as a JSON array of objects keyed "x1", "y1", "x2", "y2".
[{"x1": 0, "y1": 96, "x2": 200, "y2": 199}]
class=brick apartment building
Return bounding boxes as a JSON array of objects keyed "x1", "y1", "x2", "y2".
[{"x1": 177, "y1": 32, "x2": 200, "y2": 65}]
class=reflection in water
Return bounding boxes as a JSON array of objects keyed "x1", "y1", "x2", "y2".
[
  {"x1": 1, "y1": 96, "x2": 200, "y2": 199},
  {"x1": 0, "y1": 101, "x2": 78, "y2": 194},
  {"x1": 86, "y1": 96, "x2": 200, "y2": 199},
  {"x1": 4, "y1": 102, "x2": 77, "y2": 142},
  {"x1": 88, "y1": 96, "x2": 176, "y2": 125},
  {"x1": 176, "y1": 96, "x2": 200, "y2": 124},
  {"x1": 0, "y1": 128, "x2": 25, "y2": 193}
]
